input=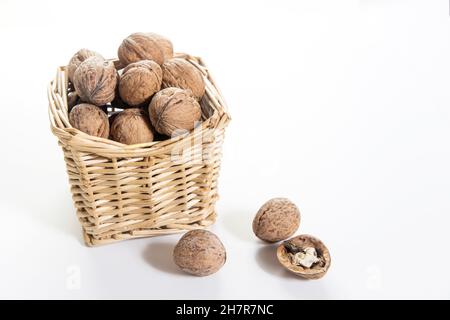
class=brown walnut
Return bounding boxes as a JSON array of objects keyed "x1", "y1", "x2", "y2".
[
  {"x1": 148, "y1": 87, "x2": 201, "y2": 137},
  {"x1": 73, "y1": 56, "x2": 117, "y2": 106},
  {"x1": 118, "y1": 32, "x2": 172, "y2": 67},
  {"x1": 69, "y1": 103, "x2": 109, "y2": 138},
  {"x1": 252, "y1": 198, "x2": 300, "y2": 242},
  {"x1": 119, "y1": 60, "x2": 162, "y2": 106},
  {"x1": 147, "y1": 32, "x2": 173, "y2": 61},
  {"x1": 173, "y1": 229, "x2": 226, "y2": 276},
  {"x1": 162, "y1": 58, "x2": 205, "y2": 100},
  {"x1": 110, "y1": 108, "x2": 154, "y2": 145},
  {"x1": 277, "y1": 235, "x2": 331, "y2": 280},
  {"x1": 67, "y1": 49, "x2": 103, "y2": 82}
]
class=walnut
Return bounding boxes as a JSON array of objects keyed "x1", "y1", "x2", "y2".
[
  {"x1": 162, "y1": 58, "x2": 205, "y2": 99},
  {"x1": 110, "y1": 108, "x2": 154, "y2": 145},
  {"x1": 118, "y1": 32, "x2": 172, "y2": 67},
  {"x1": 252, "y1": 198, "x2": 301, "y2": 242},
  {"x1": 69, "y1": 103, "x2": 109, "y2": 138},
  {"x1": 173, "y1": 230, "x2": 226, "y2": 276},
  {"x1": 148, "y1": 87, "x2": 201, "y2": 137},
  {"x1": 119, "y1": 60, "x2": 162, "y2": 106},
  {"x1": 73, "y1": 56, "x2": 117, "y2": 106},
  {"x1": 277, "y1": 235, "x2": 331, "y2": 279},
  {"x1": 147, "y1": 32, "x2": 173, "y2": 61},
  {"x1": 67, "y1": 49, "x2": 103, "y2": 82}
]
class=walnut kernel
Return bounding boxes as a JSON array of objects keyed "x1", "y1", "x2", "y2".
[{"x1": 277, "y1": 235, "x2": 331, "y2": 280}]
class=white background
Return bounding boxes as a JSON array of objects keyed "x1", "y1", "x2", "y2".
[{"x1": 0, "y1": 0, "x2": 449, "y2": 299}]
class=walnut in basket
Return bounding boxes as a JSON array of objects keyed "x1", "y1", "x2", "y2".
[
  {"x1": 148, "y1": 32, "x2": 173, "y2": 61},
  {"x1": 67, "y1": 49, "x2": 104, "y2": 82},
  {"x1": 173, "y1": 230, "x2": 226, "y2": 276},
  {"x1": 162, "y1": 58, "x2": 205, "y2": 100},
  {"x1": 118, "y1": 32, "x2": 173, "y2": 67},
  {"x1": 277, "y1": 235, "x2": 331, "y2": 279},
  {"x1": 119, "y1": 60, "x2": 162, "y2": 107},
  {"x1": 110, "y1": 108, "x2": 154, "y2": 145},
  {"x1": 252, "y1": 198, "x2": 300, "y2": 242},
  {"x1": 69, "y1": 103, "x2": 109, "y2": 138},
  {"x1": 73, "y1": 56, "x2": 117, "y2": 106},
  {"x1": 148, "y1": 87, "x2": 201, "y2": 137}
]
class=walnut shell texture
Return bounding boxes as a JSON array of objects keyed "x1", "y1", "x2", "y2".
[
  {"x1": 252, "y1": 198, "x2": 300, "y2": 243},
  {"x1": 67, "y1": 48, "x2": 103, "y2": 82},
  {"x1": 73, "y1": 56, "x2": 117, "y2": 106},
  {"x1": 110, "y1": 108, "x2": 154, "y2": 145},
  {"x1": 162, "y1": 58, "x2": 205, "y2": 100},
  {"x1": 277, "y1": 235, "x2": 331, "y2": 280},
  {"x1": 149, "y1": 87, "x2": 201, "y2": 137},
  {"x1": 147, "y1": 32, "x2": 173, "y2": 61},
  {"x1": 69, "y1": 103, "x2": 109, "y2": 138},
  {"x1": 173, "y1": 229, "x2": 226, "y2": 276},
  {"x1": 119, "y1": 60, "x2": 162, "y2": 106},
  {"x1": 118, "y1": 32, "x2": 171, "y2": 67}
]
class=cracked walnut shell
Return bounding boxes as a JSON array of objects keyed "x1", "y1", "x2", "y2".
[
  {"x1": 148, "y1": 87, "x2": 201, "y2": 137},
  {"x1": 110, "y1": 108, "x2": 154, "y2": 145},
  {"x1": 67, "y1": 48, "x2": 104, "y2": 82},
  {"x1": 69, "y1": 103, "x2": 109, "y2": 138},
  {"x1": 119, "y1": 60, "x2": 162, "y2": 106},
  {"x1": 73, "y1": 56, "x2": 117, "y2": 106},
  {"x1": 173, "y1": 230, "x2": 226, "y2": 276},
  {"x1": 162, "y1": 58, "x2": 205, "y2": 100},
  {"x1": 277, "y1": 235, "x2": 331, "y2": 280},
  {"x1": 118, "y1": 32, "x2": 172, "y2": 67},
  {"x1": 252, "y1": 198, "x2": 300, "y2": 242}
]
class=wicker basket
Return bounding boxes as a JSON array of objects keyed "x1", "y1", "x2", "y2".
[{"x1": 48, "y1": 53, "x2": 230, "y2": 246}]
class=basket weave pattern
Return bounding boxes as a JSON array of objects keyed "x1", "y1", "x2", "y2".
[{"x1": 48, "y1": 54, "x2": 230, "y2": 246}]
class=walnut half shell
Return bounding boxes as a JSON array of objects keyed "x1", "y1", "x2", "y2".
[{"x1": 277, "y1": 235, "x2": 331, "y2": 280}]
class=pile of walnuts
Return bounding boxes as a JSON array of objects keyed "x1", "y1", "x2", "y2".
[{"x1": 67, "y1": 32, "x2": 205, "y2": 145}]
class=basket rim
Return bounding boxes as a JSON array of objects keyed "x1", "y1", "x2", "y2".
[{"x1": 48, "y1": 53, "x2": 230, "y2": 156}]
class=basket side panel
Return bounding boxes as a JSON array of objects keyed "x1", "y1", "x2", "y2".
[{"x1": 62, "y1": 137, "x2": 225, "y2": 246}]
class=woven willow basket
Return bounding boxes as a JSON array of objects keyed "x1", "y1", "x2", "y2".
[{"x1": 48, "y1": 53, "x2": 230, "y2": 246}]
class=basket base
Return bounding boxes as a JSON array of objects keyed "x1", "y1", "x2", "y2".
[{"x1": 81, "y1": 212, "x2": 217, "y2": 247}]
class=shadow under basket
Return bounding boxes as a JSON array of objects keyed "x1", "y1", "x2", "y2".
[{"x1": 48, "y1": 54, "x2": 230, "y2": 246}]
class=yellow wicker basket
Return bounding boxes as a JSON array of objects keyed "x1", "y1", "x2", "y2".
[{"x1": 48, "y1": 53, "x2": 230, "y2": 246}]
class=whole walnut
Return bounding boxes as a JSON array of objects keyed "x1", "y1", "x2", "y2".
[
  {"x1": 252, "y1": 198, "x2": 301, "y2": 243},
  {"x1": 147, "y1": 32, "x2": 173, "y2": 61},
  {"x1": 119, "y1": 60, "x2": 162, "y2": 106},
  {"x1": 110, "y1": 108, "x2": 154, "y2": 145},
  {"x1": 148, "y1": 87, "x2": 201, "y2": 137},
  {"x1": 118, "y1": 32, "x2": 172, "y2": 67},
  {"x1": 69, "y1": 103, "x2": 109, "y2": 138},
  {"x1": 73, "y1": 56, "x2": 117, "y2": 106},
  {"x1": 162, "y1": 58, "x2": 205, "y2": 100},
  {"x1": 173, "y1": 229, "x2": 226, "y2": 276},
  {"x1": 67, "y1": 49, "x2": 103, "y2": 82}
]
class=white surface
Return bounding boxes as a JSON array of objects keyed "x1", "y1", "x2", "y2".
[{"x1": 0, "y1": 0, "x2": 449, "y2": 299}]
